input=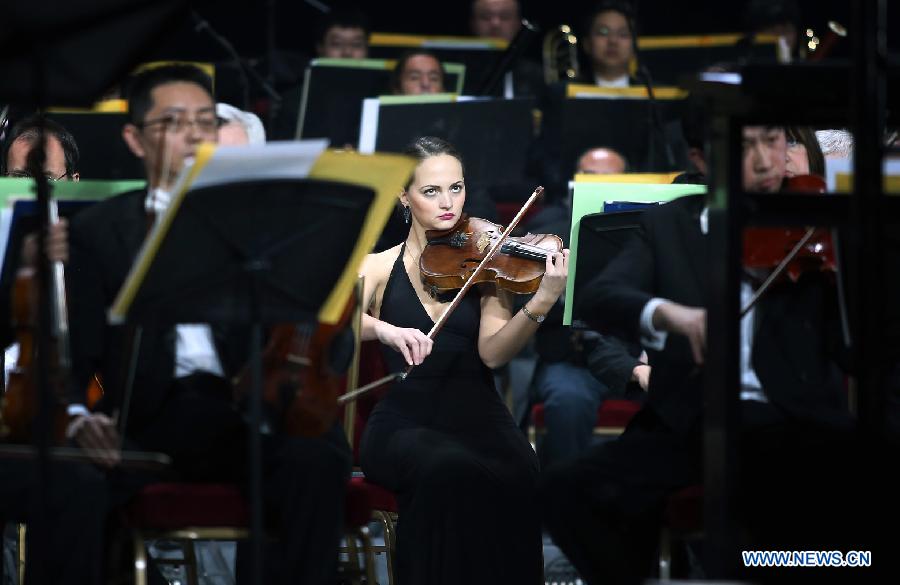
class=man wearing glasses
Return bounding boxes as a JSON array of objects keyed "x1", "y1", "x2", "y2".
[{"x1": 65, "y1": 64, "x2": 352, "y2": 584}]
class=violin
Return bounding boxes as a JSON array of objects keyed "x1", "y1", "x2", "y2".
[
  {"x1": 741, "y1": 174, "x2": 835, "y2": 316},
  {"x1": 233, "y1": 296, "x2": 356, "y2": 437},
  {"x1": 419, "y1": 215, "x2": 563, "y2": 297},
  {"x1": 0, "y1": 197, "x2": 71, "y2": 444},
  {"x1": 744, "y1": 227, "x2": 835, "y2": 283}
]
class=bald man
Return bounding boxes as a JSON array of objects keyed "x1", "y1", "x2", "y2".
[{"x1": 576, "y1": 147, "x2": 628, "y2": 175}]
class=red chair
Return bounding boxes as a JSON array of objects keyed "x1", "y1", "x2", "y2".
[
  {"x1": 125, "y1": 293, "x2": 386, "y2": 585},
  {"x1": 124, "y1": 478, "x2": 379, "y2": 585},
  {"x1": 343, "y1": 339, "x2": 400, "y2": 585}
]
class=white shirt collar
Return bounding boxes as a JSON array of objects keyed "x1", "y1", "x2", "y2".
[
  {"x1": 145, "y1": 187, "x2": 172, "y2": 215},
  {"x1": 594, "y1": 74, "x2": 630, "y2": 88}
]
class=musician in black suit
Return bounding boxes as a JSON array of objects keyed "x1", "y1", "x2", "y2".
[
  {"x1": 64, "y1": 64, "x2": 351, "y2": 584},
  {"x1": 539, "y1": 125, "x2": 874, "y2": 583},
  {"x1": 468, "y1": 0, "x2": 547, "y2": 100}
]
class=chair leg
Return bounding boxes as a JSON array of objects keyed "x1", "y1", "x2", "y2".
[
  {"x1": 344, "y1": 530, "x2": 362, "y2": 583},
  {"x1": 182, "y1": 539, "x2": 199, "y2": 585},
  {"x1": 356, "y1": 525, "x2": 377, "y2": 585},
  {"x1": 133, "y1": 530, "x2": 148, "y2": 585},
  {"x1": 17, "y1": 524, "x2": 26, "y2": 585},
  {"x1": 373, "y1": 510, "x2": 396, "y2": 585},
  {"x1": 658, "y1": 526, "x2": 672, "y2": 581}
]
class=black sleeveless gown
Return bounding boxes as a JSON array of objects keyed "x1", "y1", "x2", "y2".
[{"x1": 360, "y1": 247, "x2": 543, "y2": 584}]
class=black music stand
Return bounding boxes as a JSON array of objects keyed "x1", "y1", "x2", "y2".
[
  {"x1": 360, "y1": 97, "x2": 535, "y2": 189},
  {"x1": 368, "y1": 40, "x2": 502, "y2": 96},
  {"x1": 569, "y1": 210, "x2": 643, "y2": 330},
  {"x1": 296, "y1": 59, "x2": 465, "y2": 145},
  {"x1": 112, "y1": 177, "x2": 377, "y2": 584}
]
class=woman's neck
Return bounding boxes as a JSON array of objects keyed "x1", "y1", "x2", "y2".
[{"x1": 405, "y1": 225, "x2": 427, "y2": 260}]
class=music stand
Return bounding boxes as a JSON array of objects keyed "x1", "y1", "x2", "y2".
[
  {"x1": 296, "y1": 58, "x2": 465, "y2": 145},
  {"x1": 44, "y1": 110, "x2": 145, "y2": 179},
  {"x1": 562, "y1": 181, "x2": 705, "y2": 325},
  {"x1": 551, "y1": 87, "x2": 687, "y2": 175},
  {"x1": 638, "y1": 34, "x2": 779, "y2": 87},
  {"x1": 358, "y1": 96, "x2": 535, "y2": 189},
  {"x1": 367, "y1": 34, "x2": 505, "y2": 95},
  {"x1": 110, "y1": 143, "x2": 414, "y2": 584},
  {"x1": 569, "y1": 211, "x2": 643, "y2": 330}
]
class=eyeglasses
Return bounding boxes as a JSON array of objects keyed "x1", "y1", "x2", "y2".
[
  {"x1": 593, "y1": 26, "x2": 632, "y2": 40},
  {"x1": 139, "y1": 114, "x2": 221, "y2": 135},
  {"x1": 5, "y1": 169, "x2": 68, "y2": 181}
]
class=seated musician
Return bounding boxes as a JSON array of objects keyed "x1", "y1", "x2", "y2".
[
  {"x1": 525, "y1": 147, "x2": 646, "y2": 469},
  {"x1": 216, "y1": 102, "x2": 266, "y2": 146},
  {"x1": 580, "y1": 1, "x2": 638, "y2": 88},
  {"x1": 358, "y1": 136, "x2": 568, "y2": 584},
  {"x1": 540, "y1": 125, "x2": 865, "y2": 583},
  {"x1": 64, "y1": 64, "x2": 351, "y2": 584},
  {"x1": 785, "y1": 125, "x2": 825, "y2": 179},
  {"x1": 468, "y1": 0, "x2": 546, "y2": 99},
  {"x1": 314, "y1": 6, "x2": 370, "y2": 60},
  {"x1": 270, "y1": 7, "x2": 370, "y2": 140},
  {"x1": 0, "y1": 115, "x2": 108, "y2": 585},
  {"x1": 2, "y1": 114, "x2": 80, "y2": 182},
  {"x1": 390, "y1": 50, "x2": 446, "y2": 95}
]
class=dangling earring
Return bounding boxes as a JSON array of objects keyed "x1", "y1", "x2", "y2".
[{"x1": 403, "y1": 205, "x2": 411, "y2": 224}]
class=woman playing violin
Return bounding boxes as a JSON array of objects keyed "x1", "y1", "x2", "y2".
[{"x1": 358, "y1": 136, "x2": 568, "y2": 584}]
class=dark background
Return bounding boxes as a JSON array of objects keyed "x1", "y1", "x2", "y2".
[
  {"x1": 182, "y1": 0, "x2": 857, "y2": 56},
  {"x1": 155, "y1": 0, "x2": 879, "y2": 83}
]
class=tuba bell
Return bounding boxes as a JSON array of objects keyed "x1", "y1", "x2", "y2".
[{"x1": 542, "y1": 24, "x2": 580, "y2": 84}]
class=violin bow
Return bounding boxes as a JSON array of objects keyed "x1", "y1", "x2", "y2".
[{"x1": 336, "y1": 185, "x2": 545, "y2": 404}]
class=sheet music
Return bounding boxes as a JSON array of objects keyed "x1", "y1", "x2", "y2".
[{"x1": 169, "y1": 139, "x2": 330, "y2": 194}]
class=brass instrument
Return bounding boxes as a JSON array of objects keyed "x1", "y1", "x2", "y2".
[
  {"x1": 542, "y1": 25, "x2": 580, "y2": 84},
  {"x1": 805, "y1": 20, "x2": 847, "y2": 61}
]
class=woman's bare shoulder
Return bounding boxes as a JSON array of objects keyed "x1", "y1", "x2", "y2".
[{"x1": 360, "y1": 244, "x2": 402, "y2": 281}]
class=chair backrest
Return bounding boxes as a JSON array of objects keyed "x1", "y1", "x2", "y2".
[
  {"x1": 339, "y1": 276, "x2": 395, "y2": 463},
  {"x1": 345, "y1": 341, "x2": 392, "y2": 464}
]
